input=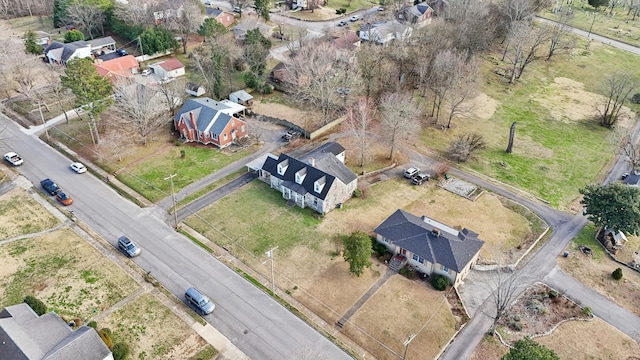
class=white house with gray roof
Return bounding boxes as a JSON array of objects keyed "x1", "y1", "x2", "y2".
[
  {"x1": 260, "y1": 142, "x2": 358, "y2": 214},
  {"x1": 374, "y1": 209, "x2": 484, "y2": 287},
  {"x1": 358, "y1": 20, "x2": 412, "y2": 45},
  {"x1": 0, "y1": 303, "x2": 113, "y2": 360}
]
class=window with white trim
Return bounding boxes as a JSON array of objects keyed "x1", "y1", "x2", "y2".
[
  {"x1": 442, "y1": 266, "x2": 449, "y2": 273},
  {"x1": 412, "y1": 254, "x2": 424, "y2": 264}
]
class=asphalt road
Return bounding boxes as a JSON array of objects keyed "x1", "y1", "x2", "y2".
[{"x1": 0, "y1": 112, "x2": 352, "y2": 360}]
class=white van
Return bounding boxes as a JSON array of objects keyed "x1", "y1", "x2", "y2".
[
  {"x1": 185, "y1": 287, "x2": 215, "y2": 315},
  {"x1": 404, "y1": 167, "x2": 420, "y2": 179}
]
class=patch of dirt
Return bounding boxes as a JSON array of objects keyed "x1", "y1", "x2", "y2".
[
  {"x1": 464, "y1": 93, "x2": 499, "y2": 120},
  {"x1": 499, "y1": 283, "x2": 592, "y2": 342},
  {"x1": 343, "y1": 275, "x2": 457, "y2": 360},
  {"x1": 0, "y1": 187, "x2": 60, "y2": 239},
  {"x1": 534, "y1": 77, "x2": 636, "y2": 123},
  {"x1": 0, "y1": 227, "x2": 140, "y2": 319},
  {"x1": 101, "y1": 293, "x2": 198, "y2": 359},
  {"x1": 252, "y1": 100, "x2": 322, "y2": 129}
]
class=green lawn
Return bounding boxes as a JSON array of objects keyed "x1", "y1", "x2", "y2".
[
  {"x1": 117, "y1": 145, "x2": 257, "y2": 202},
  {"x1": 541, "y1": 3, "x2": 640, "y2": 48},
  {"x1": 570, "y1": 223, "x2": 605, "y2": 261},
  {"x1": 185, "y1": 181, "x2": 323, "y2": 256},
  {"x1": 421, "y1": 33, "x2": 640, "y2": 208}
]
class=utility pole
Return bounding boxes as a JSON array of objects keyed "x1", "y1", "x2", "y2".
[
  {"x1": 588, "y1": 11, "x2": 597, "y2": 39},
  {"x1": 402, "y1": 333, "x2": 416, "y2": 360},
  {"x1": 264, "y1": 246, "x2": 278, "y2": 294},
  {"x1": 164, "y1": 174, "x2": 178, "y2": 229}
]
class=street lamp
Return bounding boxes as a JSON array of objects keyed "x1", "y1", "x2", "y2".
[
  {"x1": 402, "y1": 333, "x2": 416, "y2": 360},
  {"x1": 164, "y1": 173, "x2": 178, "y2": 229}
]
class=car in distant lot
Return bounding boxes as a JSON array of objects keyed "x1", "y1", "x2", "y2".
[
  {"x1": 412, "y1": 173, "x2": 430, "y2": 185},
  {"x1": 185, "y1": 287, "x2": 215, "y2": 315},
  {"x1": 70, "y1": 162, "x2": 87, "y2": 174},
  {"x1": 141, "y1": 69, "x2": 152, "y2": 76},
  {"x1": 40, "y1": 178, "x2": 61, "y2": 195},
  {"x1": 404, "y1": 167, "x2": 420, "y2": 179},
  {"x1": 232, "y1": 6, "x2": 241, "y2": 12},
  {"x1": 55, "y1": 191, "x2": 73, "y2": 206},
  {"x1": 118, "y1": 236, "x2": 141, "y2": 257},
  {"x1": 4, "y1": 152, "x2": 23, "y2": 166},
  {"x1": 116, "y1": 48, "x2": 128, "y2": 56},
  {"x1": 349, "y1": 15, "x2": 359, "y2": 22},
  {"x1": 337, "y1": 20, "x2": 348, "y2": 26}
]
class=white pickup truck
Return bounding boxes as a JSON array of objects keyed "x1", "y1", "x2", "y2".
[{"x1": 4, "y1": 152, "x2": 24, "y2": 166}]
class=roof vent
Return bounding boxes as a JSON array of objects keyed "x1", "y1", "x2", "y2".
[{"x1": 432, "y1": 228, "x2": 440, "y2": 237}]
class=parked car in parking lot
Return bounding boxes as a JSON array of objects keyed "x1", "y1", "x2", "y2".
[
  {"x1": 185, "y1": 287, "x2": 215, "y2": 315},
  {"x1": 412, "y1": 173, "x2": 430, "y2": 185},
  {"x1": 404, "y1": 167, "x2": 420, "y2": 179},
  {"x1": 118, "y1": 236, "x2": 141, "y2": 257}
]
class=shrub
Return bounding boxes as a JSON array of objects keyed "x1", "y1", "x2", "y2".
[
  {"x1": 583, "y1": 306, "x2": 592, "y2": 317},
  {"x1": 548, "y1": 290, "x2": 558, "y2": 299},
  {"x1": 23, "y1": 296, "x2": 47, "y2": 316},
  {"x1": 353, "y1": 188, "x2": 363, "y2": 197},
  {"x1": 432, "y1": 274, "x2": 449, "y2": 291},
  {"x1": 371, "y1": 240, "x2": 387, "y2": 257},
  {"x1": 612, "y1": 267, "x2": 623, "y2": 280},
  {"x1": 262, "y1": 83, "x2": 274, "y2": 94},
  {"x1": 98, "y1": 329, "x2": 113, "y2": 349},
  {"x1": 632, "y1": 93, "x2": 640, "y2": 104},
  {"x1": 112, "y1": 342, "x2": 130, "y2": 360},
  {"x1": 88, "y1": 321, "x2": 97, "y2": 329}
]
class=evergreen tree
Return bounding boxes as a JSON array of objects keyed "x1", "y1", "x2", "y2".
[
  {"x1": 343, "y1": 231, "x2": 373, "y2": 276},
  {"x1": 24, "y1": 30, "x2": 44, "y2": 55}
]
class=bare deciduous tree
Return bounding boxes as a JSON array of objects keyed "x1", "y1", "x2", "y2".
[
  {"x1": 379, "y1": 92, "x2": 420, "y2": 159},
  {"x1": 96, "y1": 129, "x2": 135, "y2": 162},
  {"x1": 622, "y1": 137, "x2": 640, "y2": 172},
  {"x1": 45, "y1": 63, "x2": 72, "y2": 123},
  {"x1": 284, "y1": 42, "x2": 359, "y2": 124},
  {"x1": 112, "y1": 81, "x2": 168, "y2": 145},
  {"x1": 547, "y1": 11, "x2": 574, "y2": 60},
  {"x1": 444, "y1": 55, "x2": 479, "y2": 128},
  {"x1": 166, "y1": 0, "x2": 204, "y2": 54},
  {"x1": 113, "y1": 0, "x2": 156, "y2": 28},
  {"x1": 357, "y1": 44, "x2": 385, "y2": 100},
  {"x1": 231, "y1": 0, "x2": 252, "y2": 17},
  {"x1": 66, "y1": 3, "x2": 105, "y2": 39},
  {"x1": 447, "y1": 133, "x2": 486, "y2": 162},
  {"x1": 503, "y1": 21, "x2": 529, "y2": 84},
  {"x1": 347, "y1": 98, "x2": 376, "y2": 168},
  {"x1": 487, "y1": 267, "x2": 525, "y2": 335},
  {"x1": 599, "y1": 72, "x2": 639, "y2": 128},
  {"x1": 429, "y1": 48, "x2": 474, "y2": 126},
  {"x1": 156, "y1": 77, "x2": 188, "y2": 117},
  {"x1": 190, "y1": 36, "x2": 242, "y2": 100}
]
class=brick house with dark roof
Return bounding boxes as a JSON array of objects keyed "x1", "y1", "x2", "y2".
[
  {"x1": 374, "y1": 209, "x2": 484, "y2": 287},
  {"x1": 174, "y1": 97, "x2": 248, "y2": 148},
  {"x1": 259, "y1": 142, "x2": 358, "y2": 214}
]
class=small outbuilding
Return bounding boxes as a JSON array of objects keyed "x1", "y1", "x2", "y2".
[
  {"x1": 186, "y1": 82, "x2": 206, "y2": 97},
  {"x1": 229, "y1": 90, "x2": 253, "y2": 108}
]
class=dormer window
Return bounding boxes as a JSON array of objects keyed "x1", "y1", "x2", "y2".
[
  {"x1": 295, "y1": 168, "x2": 307, "y2": 184},
  {"x1": 314, "y1": 176, "x2": 326, "y2": 193},
  {"x1": 277, "y1": 159, "x2": 289, "y2": 176}
]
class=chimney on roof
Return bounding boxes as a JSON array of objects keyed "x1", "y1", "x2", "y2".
[
  {"x1": 432, "y1": 228, "x2": 440, "y2": 237},
  {"x1": 189, "y1": 111, "x2": 197, "y2": 130},
  {"x1": 308, "y1": 157, "x2": 315, "y2": 167}
]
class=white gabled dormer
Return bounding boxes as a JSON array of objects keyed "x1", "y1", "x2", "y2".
[
  {"x1": 295, "y1": 167, "x2": 307, "y2": 184},
  {"x1": 277, "y1": 159, "x2": 289, "y2": 176},
  {"x1": 314, "y1": 176, "x2": 326, "y2": 193}
]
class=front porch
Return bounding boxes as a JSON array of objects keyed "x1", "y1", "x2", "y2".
[{"x1": 388, "y1": 254, "x2": 407, "y2": 272}]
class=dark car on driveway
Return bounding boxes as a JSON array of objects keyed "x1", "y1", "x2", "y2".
[
  {"x1": 40, "y1": 178, "x2": 61, "y2": 195},
  {"x1": 412, "y1": 173, "x2": 431, "y2": 185}
]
